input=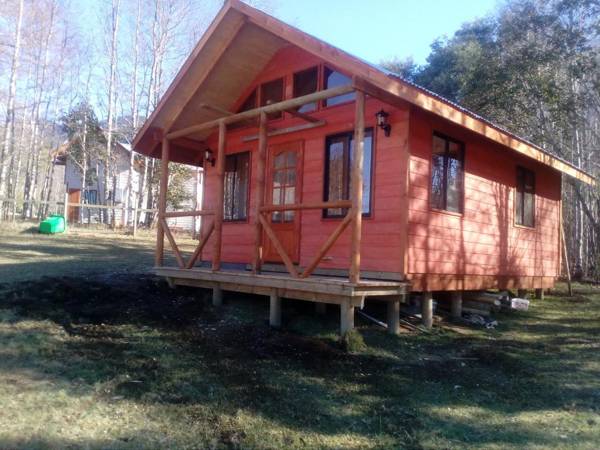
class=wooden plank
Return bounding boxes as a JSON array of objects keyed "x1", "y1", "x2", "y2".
[
  {"x1": 269, "y1": 293, "x2": 282, "y2": 328},
  {"x1": 301, "y1": 213, "x2": 352, "y2": 278},
  {"x1": 259, "y1": 214, "x2": 299, "y2": 277},
  {"x1": 259, "y1": 200, "x2": 352, "y2": 212},
  {"x1": 242, "y1": 120, "x2": 326, "y2": 142},
  {"x1": 166, "y1": 84, "x2": 353, "y2": 140},
  {"x1": 162, "y1": 210, "x2": 215, "y2": 218},
  {"x1": 349, "y1": 90, "x2": 365, "y2": 283},
  {"x1": 186, "y1": 220, "x2": 215, "y2": 269},
  {"x1": 422, "y1": 291, "x2": 433, "y2": 329},
  {"x1": 155, "y1": 138, "x2": 169, "y2": 267},
  {"x1": 212, "y1": 121, "x2": 226, "y2": 271},
  {"x1": 160, "y1": 218, "x2": 185, "y2": 268},
  {"x1": 252, "y1": 112, "x2": 268, "y2": 273}
]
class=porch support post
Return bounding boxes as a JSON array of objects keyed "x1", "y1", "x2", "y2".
[
  {"x1": 212, "y1": 286, "x2": 223, "y2": 306},
  {"x1": 269, "y1": 292, "x2": 282, "y2": 328},
  {"x1": 155, "y1": 137, "x2": 169, "y2": 267},
  {"x1": 451, "y1": 291, "x2": 463, "y2": 318},
  {"x1": 349, "y1": 89, "x2": 364, "y2": 284},
  {"x1": 340, "y1": 301, "x2": 355, "y2": 335},
  {"x1": 212, "y1": 120, "x2": 226, "y2": 271},
  {"x1": 387, "y1": 297, "x2": 401, "y2": 335},
  {"x1": 252, "y1": 112, "x2": 268, "y2": 273},
  {"x1": 535, "y1": 288, "x2": 544, "y2": 300},
  {"x1": 422, "y1": 291, "x2": 433, "y2": 329}
]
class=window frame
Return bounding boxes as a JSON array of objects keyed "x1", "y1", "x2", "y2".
[
  {"x1": 259, "y1": 76, "x2": 285, "y2": 121},
  {"x1": 321, "y1": 65, "x2": 356, "y2": 108},
  {"x1": 514, "y1": 165, "x2": 536, "y2": 228},
  {"x1": 223, "y1": 150, "x2": 251, "y2": 223},
  {"x1": 292, "y1": 65, "x2": 319, "y2": 113},
  {"x1": 430, "y1": 131, "x2": 465, "y2": 214},
  {"x1": 322, "y1": 128, "x2": 374, "y2": 219}
]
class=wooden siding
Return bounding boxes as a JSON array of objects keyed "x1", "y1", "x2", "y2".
[
  {"x1": 200, "y1": 46, "x2": 409, "y2": 275},
  {"x1": 407, "y1": 107, "x2": 561, "y2": 291}
]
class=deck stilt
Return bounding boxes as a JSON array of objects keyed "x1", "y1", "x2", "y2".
[
  {"x1": 340, "y1": 301, "x2": 355, "y2": 335},
  {"x1": 387, "y1": 297, "x2": 400, "y2": 335},
  {"x1": 535, "y1": 288, "x2": 544, "y2": 300},
  {"x1": 315, "y1": 302, "x2": 327, "y2": 315},
  {"x1": 269, "y1": 293, "x2": 282, "y2": 328},
  {"x1": 422, "y1": 291, "x2": 433, "y2": 329},
  {"x1": 451, "y1": 291, "x2": 463, "y2": 318},
  {"x1": 212, "y1": 286, "x2": 223, "y2": 306},
  {"x1": 517, "y1": 289, "x2": 528, "y2": 298}
]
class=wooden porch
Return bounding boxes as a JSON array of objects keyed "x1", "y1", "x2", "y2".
[{"x1": 153, "y1": 79, "x2": 412, "y2": 335}]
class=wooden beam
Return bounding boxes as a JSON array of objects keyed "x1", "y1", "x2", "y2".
[
  {"x1": 451, "y1": 291, "x2": 463, "y2": 318},
  {"x1": 259, "y1": 200, "x2": 351, "y2": 212},
  {"x1": 387, "y1": 297, "x2": 401, "y2": 335},
  {"x1": 301, "y1": 213, "x2": 352, "y2": 278},
  {"x1": 166, "y1": 84, "x2": 353, "y2": 140},
  {"x1": 212, "y1": 286, "x2": 223, "y2": 306},
  {"x1": 160, "y1": 218, "x2": 185, "y2": 268},
  {"x1": 161, "y1": 210, "x2": 215, "y2": 218},
  {"x1": 186, "y1": 220, "x2": 215, "y2": 269},
  {"x1": 340, "y1": 301, "x2": 355, "y2": 335},
  {"x1": 258, "y1": 214, "x2": 299, "y2": 278},
  {"x1": 252, "y1": 112, "x2": 268, "y2": 274},
  {"x1": 212, "y1": 121, "x2": 226, "y2": 271},
  {"x1": 422, "y1": 292, "x2": 433, "y2": 329},
  {"x1": 269, "y1": 292, "x2": 282, "y2": 328},
  {"x1": 349, "y1": 90, "x2": 365, "y2": 284},
  {"x1": 155, "y1": 138, "x2": 169, "y2": 267},
  {"x1": 242, "y1": 120, "x2": 326, "y2": 142}
]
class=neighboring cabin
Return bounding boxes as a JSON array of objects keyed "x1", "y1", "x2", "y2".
[{"x1": 132, "y1": 0, "x2": 594, "y2": 333}]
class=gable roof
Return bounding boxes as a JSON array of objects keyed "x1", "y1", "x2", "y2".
[{"x1": 133, "y1": 0, "x2": 594, "y2": 185}]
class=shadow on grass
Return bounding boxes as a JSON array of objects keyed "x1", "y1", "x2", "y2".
[{"x1": 1, "y1": 274, "x2": 599, "y2": 448}]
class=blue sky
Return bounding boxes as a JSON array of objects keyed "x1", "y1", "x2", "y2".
[{"x1": 269, "y1": 0, "x2": 500, "y2": 65}]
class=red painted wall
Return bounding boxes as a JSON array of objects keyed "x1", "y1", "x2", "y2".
[
  {"x1": 198, "y1": 45, "x2": 561, "y2": 290},
  {"x1": 201, "y1": 46, "x2": 409, "y2": 275},
  {"x1": 407, "y1": 107, "x2": 561, "y2": 290}
]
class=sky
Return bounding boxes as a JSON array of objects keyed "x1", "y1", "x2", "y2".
[{"x1": 266, "y1": 0, "x2": 500, "y2": 66}]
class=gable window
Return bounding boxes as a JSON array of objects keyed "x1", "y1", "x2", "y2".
[
  {"x1": 323, "y1": 129, "x2": 373, "y2": 218},
  {"x1": 238, "y1": 89, "x2": 257, "y2": 113},
  {"x1": 515, "y1": 166, "x2": 535, "y2": 227},
  {"x1": 293, "y1": 66, "x2": 319, "y2": 113},
  {"x1": 323, "y1": 66, "x2": 355, "y2": 107},
  {"x1": 224, "y1": 151, "x2": 250, "y2": 221},
  {"x1": 430, "y1": 133, "x2": 464, "y2": 213},
  {"x1": 260, "y1": 78, "x2": 284, "y2": 120}
]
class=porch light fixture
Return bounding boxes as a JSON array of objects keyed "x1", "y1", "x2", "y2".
[
  {"x1": 204, "y1": 149, "x2": 216, "y2": 167},
  {"x1": 376, "y1": 109, "x2": 391, "y2": 137}
]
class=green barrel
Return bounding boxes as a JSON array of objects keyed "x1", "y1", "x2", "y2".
[{"x1": 39, "y1": 214, "x2": 66, "y2": 234}]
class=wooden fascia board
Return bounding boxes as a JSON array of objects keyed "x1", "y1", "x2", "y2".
[
  {"x1": 232, "y1": 0, "x2": 594, "y2": 185},
  {"x1": 132, "y1": 3, "x2": 243, "y2": 152}
]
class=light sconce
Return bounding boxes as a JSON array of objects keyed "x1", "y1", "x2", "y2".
[
  {"x1": 376, "y1": 109, "x2": 391, "y2": 137},
  {"x1": 204, "y1": 149, "x2": 216, "y2": 167}
]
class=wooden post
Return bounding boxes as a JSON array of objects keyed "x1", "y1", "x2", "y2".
[
  {"x1": 535, "y1": 288, "x2": 544, "y2": 300},
  {"x1": 451, "y1": 291, "x2": 463, "y2": 318},
  {"x1": 212, "y1": 286, "x2": 223, "y2": 306},
  {"x1": 315, "y1": 303, "x2": 326, "y2": 315},
  {"x1": 517, "y1": 289, "x2": 528, "y2": 298},
  {"x1": 422, "y1": 291, "x2": 433, "y2": 329},
  {"x1": 349, "y1": 89, "x2": 364, "y2": 284},
  {"x1": 387, "y1": 297, "x2": 400, "y2": 335},
  {"x1": 269, "y1": 292, "x2": 282, "y2": 328},
  {"x1": 340, "y1": 301, "x2": 355, "y2": 335},
  {"x1": 560, "y1": 217, "x2": 573, "y2": 296},
  {"x1": 252, "y1": 112, "x2": 268, "y2": 273},
  {"x1": 155, "y1": 138, "x2": 169, "y2": 267},
  {"x1": 212, "y1": 120, "x2": 226, "y2": 271}
]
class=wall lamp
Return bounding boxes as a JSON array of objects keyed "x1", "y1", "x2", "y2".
[
  {"x1": 204, "y1": 149, "x2": 216, "y2": 167},
  {"x1": 376, "y1": 109, "x2": 391, "y2": 137}
]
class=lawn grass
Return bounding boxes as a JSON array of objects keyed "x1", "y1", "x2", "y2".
[{"x1": 0, "y1": 227, "x2": 599, "y2": 449}]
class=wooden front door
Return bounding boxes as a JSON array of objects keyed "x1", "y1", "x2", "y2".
[{"x1": 263, "y1": 141, "x2": 303, "y2": 263}]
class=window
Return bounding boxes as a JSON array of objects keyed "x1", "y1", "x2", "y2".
[
  {"x1": 515, "y1": 166, "x2": 535, "y2": 227},
  {"x1": 224, "y1": 152, "x2": 250, "y2": 221},
  {"x1": 430, "y1": 133, "x2": 464, "y2": 213},
  {"x1": 323, "y1": 129, "x2": 373, "y2": 218},
  {"x1": 83, "y1": 189, "x2": 97, "y2": 204},
  {"x1": 323, "y1": 66, "x2": 355, "y2": 107},
  {"x1": 260, "y1": 78, "x2": 284, "y2": 120},
  {"x1": 293, "y1": 66, "x2": 318, "y2": 113},
  {"x1": 238, "y1": 89, "x2": 257, "y2": 113}
]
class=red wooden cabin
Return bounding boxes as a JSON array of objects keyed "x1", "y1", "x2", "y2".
[{"x1": 133, "y1": 0, "x2": 593, "y2": 334}]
